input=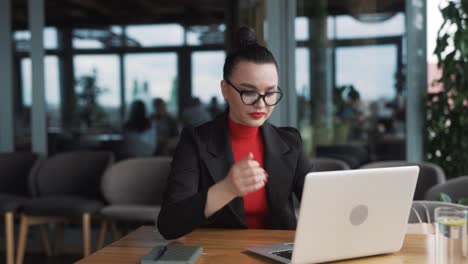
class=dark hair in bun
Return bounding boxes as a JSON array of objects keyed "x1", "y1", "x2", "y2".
[
  {"x1": 223, "y1": 26, "x2": 278, "y2": 80},
  {"x1": 233, "y1": 26, "x2": 258, "y2": 50}
]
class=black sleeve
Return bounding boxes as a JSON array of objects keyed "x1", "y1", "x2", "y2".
[
  {"x1": 291, "y1": 129, "x2": 314, "y2": 201},
  {"x1": 169, "y1": 118, "x2": 179, "y2": 136},
  {"x1": 157, "y1": 127, "x2": 208, "y2": 239}
]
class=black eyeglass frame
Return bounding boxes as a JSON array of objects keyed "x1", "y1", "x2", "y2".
[{"x1": 224, "y1": 79, "x2": 283, "y2": 106}]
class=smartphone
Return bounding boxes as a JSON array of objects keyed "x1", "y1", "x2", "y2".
[{"x1": 141, "y1": 245, "x2": 203, "y2": 264}]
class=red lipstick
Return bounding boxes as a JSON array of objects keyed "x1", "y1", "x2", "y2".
[{"x1": 249, "y1": 112, "x2": 265, "y2": 119}]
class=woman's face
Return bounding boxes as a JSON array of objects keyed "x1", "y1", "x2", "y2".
[{"x1": 221, "y1": 61, "x2": 279, "y2": 127}]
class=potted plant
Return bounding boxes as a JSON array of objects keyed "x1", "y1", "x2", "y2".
[
  {"x1": 425, "y1": 0, "x2": 468, "y2": 179},
  {"x1": 74, "y1": 69, "x2": 108, "y2": 129}
]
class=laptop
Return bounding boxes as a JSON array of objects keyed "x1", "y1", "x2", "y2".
[{"x1": 247, "y1": 166, "x2": 419, "y2": 264}]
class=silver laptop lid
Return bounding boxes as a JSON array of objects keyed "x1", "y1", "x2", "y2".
[{"x1": 292, "y1": 166, "x2": 419, "y2": 263}]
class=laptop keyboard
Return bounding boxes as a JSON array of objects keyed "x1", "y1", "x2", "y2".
[{"x1": 272, "y1": 249, "x2": 293, "y2": 260}]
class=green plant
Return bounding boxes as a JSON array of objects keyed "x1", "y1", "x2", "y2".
[
  {"x1": 438, "y1": 192, "x2": 468, "y2": 206},
  {"x1": 75, "y1": 69, "x2": 108, "y2": 128},
  {"x1": 425, "y1": 0, "x2": 468, "y2": 179}
]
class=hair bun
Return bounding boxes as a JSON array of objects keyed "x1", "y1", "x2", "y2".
[{"x1": 234, "y1": 26, "x2": 258, "y2": 50}]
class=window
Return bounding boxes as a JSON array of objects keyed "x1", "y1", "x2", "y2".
[
  {"x1": 296, "y1": 1, "x2": 407, "y2": 160},
  {"x1": 125, "y1": 53, "x2": 178, "y2": 115},
  {"x1": 335, "y1": 45, "x2": 397, "y2": 102},
  {"x1": 74, "y1": 55, "x2": 120, "y2": 128},
  {"x1": 191, "y1": 51, "x2": 225, "y2": 105},
  {"x1": 186, "y1": 24, "x2": 226, "y2": 45},
  {"x1": 126, "y1": 24, "x2": 184, "y2": 47},
  {"x1": 21, "y1": 56, "x2": 61, "y2": 127},
  {"x1": 14, "y1": 27, "x2": 58, "y2": 51},
  {"x1": 296, "y1": 48, "x2": 311, "y2": 126},
  {"x1": 332, "y1": 13, "x2": 405, "y2": 39},
  {"x1": 295, "y1": 17, "x2": 309, "y2": 41}
]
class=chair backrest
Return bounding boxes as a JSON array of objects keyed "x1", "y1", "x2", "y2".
[
  {"x1": 425, "y1": 175, "x2": 468, "y2": 202},
  {"x1": 316, "y1": 144, "x2": 369, "y2": 168},
  {"x1": 409, "y1": 200, "x2": 468, "y2": 223},
  {"x1": 310, "y1": 157, "x2": 350, "y2": 171},
  {"x1": 0, "y1": 152, "x2": 40, "y2": 196},
  {"x1": 101, "y1": 156, "x2": 171, "y2": 205},
  {"x1": 360, "y1": 161, "x2": 446, "y2": 200},
  {"x1": 34, "y1": 151, "x2": 114, "y2": 199}
]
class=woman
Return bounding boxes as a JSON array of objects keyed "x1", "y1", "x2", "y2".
[
  {"x1": 122, "y1": 100, "x2": 157, "y2": 157},
  {"x1": 157, "y1": 27, "x2": 313, "y2": 239}
]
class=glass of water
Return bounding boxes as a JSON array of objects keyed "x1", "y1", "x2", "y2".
[{"x1": 434, "y1": 207, "x2": 468, "y2": 264}]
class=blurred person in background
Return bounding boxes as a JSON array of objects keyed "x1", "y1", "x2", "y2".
[
  {"x1": 151, "y1": 98, "x2": 179, "y2": 155},
  {"x1": 208, "y1": 96, "x2": 223, "y2": 119},
  {"x1": 122, "y1": 100, "x2": 157, "y2": 157},
  {"x1": 181, "y1": 96, "x2": 211, "y2": 127}
]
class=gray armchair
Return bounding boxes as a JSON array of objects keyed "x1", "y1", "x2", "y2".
[
  {"x1": 310, "y1": 157, "x2": 350, "y2": 171},
  {"x1": 425, "y1": 176, "x2": 468, "y2": 202},
  {"x1": 15, "y1": 151, "x2": 113, "y2": 264},
  {"x1": 97, "y1": 156, "x2": 171, "y2": 249},
  {"x1": 0, "y1": 152, "x2": 39, "y2": 264},
  {"x1": 360, "y1": 161, "x2": 446, "y2": 200}
]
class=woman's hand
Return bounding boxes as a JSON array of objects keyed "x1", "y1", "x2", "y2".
[
  {"x1": 223, "y1": 152, "x2": 268, "y2": 197},
  {"x1": 204, "y1": 152, "x2": 268, "y2": 218}
]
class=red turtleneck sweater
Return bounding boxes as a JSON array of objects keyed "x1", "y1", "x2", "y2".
[{"x1": 228, "y1": 117, "x2": 270, "y2": 229}]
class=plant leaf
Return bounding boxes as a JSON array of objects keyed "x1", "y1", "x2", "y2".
[
  {"x1": 458, "y1": 198, "x2": 468, "y2": 206},
  {"x1": 438, "y1": 192, "x2": 452, "y2": 203}
]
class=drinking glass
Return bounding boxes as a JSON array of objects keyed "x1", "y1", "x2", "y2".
[{"x1": 434, "y1": 207, "x2": 468, "y2": 264}]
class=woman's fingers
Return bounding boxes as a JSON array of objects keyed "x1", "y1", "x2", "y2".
[
  {"x1": 228, "y1": 153, "x2": 269, "y2": 196},
  {"x1": 240, "y1": 168, "x2": 267, "y2": 185}
]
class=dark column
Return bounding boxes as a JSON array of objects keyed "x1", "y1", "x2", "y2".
[
  {"x1": 177, "y1": 48, "x2": 191, "y2": 119},
  {"x1": 29, "y1": 0, "x2": 48, "y2": 155},
  {"x1": 58, "y1": 28, "x2": 76, "y2": 129},
  {"x1": 119, "y1": 26, "x2": 126, "y2": 121},
  {"x1": 225, "y1": 0, "x2": 239, "y2": 52},
  {"x1": 119, "y1": 54, "x2": 126, "y2": 122},
  {"x1": 310, "y1": 0, "x2": 330, "y2": 125},
  {"x1": 0, "y1": 0, "x2": 15, "y2": 151}
]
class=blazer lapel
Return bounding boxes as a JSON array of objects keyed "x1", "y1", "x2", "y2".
[
  {"x1": 203, "y1": 113, "x2": 247, "y2": 227},
  {"x1": 262, "y1": 123, "x2": 298, "y2": 228}
]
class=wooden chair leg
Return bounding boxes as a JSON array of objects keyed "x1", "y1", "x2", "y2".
[
  {"x1": 16, "y1": 214, "x2": 29, "y2": 264},
  {"x1": 110, "y1": 220, "x2": 119, "y2": 241},
  {"x1": 54, "y1": 222, "x2": 63, "y2": 255},
  {"x1": 39, "y1": 225, "x2": 53, "y2": 256},
  {"x1": 5, "y1": 212, "x2": 14, "y2": 264},
  {"x1": 82, "y1": 213, "x2": 91, "y2": 256},
  {"x1": 97, "y1": 219, "x2": 108, "y2": 250},
  {"x1": 122, "y1": 223, "x2": 129, "y2": 236}
]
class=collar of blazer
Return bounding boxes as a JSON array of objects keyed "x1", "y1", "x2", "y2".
[{"x1": 199, "y1": 111, "x2": 298, "y2": 228}]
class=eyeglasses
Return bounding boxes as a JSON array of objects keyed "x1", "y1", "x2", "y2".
[{"x1": 225, "y1": 79, "x2": 283, "y2": 106}]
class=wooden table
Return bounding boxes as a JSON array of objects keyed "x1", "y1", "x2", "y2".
[{"x1": 76, "y1": 225, "x2": 436, "y2": 264}]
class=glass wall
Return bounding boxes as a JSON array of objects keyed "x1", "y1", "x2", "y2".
[
  {"x1": 14, "y1": 28, "x2": 60, "y2": 151},
  {"x1": 13, "y1": 16, "x2": 227, "y2": 155},
  {"x1": 126, "y1": 24, "x2": 184, "y2": 47},
  {"x1": 296, "y1": 0, "x2": 406, "y2": 165},
  {"x1": 74, "y1": 55, "x2": 121, "y2": 129},
  {"x1": 191, "y1": 51, "x2": 225, "y2": 105},
  {"x1": 125, "y1": 53, "x2": 178, "y2": 116},
  {"x1": 18, "y1": 56, "x2": 61, "y2": 151},
  {"x1": 21, "y1": 56, "x2": 61, "y2": 119}
]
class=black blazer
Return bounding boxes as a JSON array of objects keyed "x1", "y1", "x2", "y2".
[{"x1": 157, "y1": 112, "x2": 313, "y2": 239}]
